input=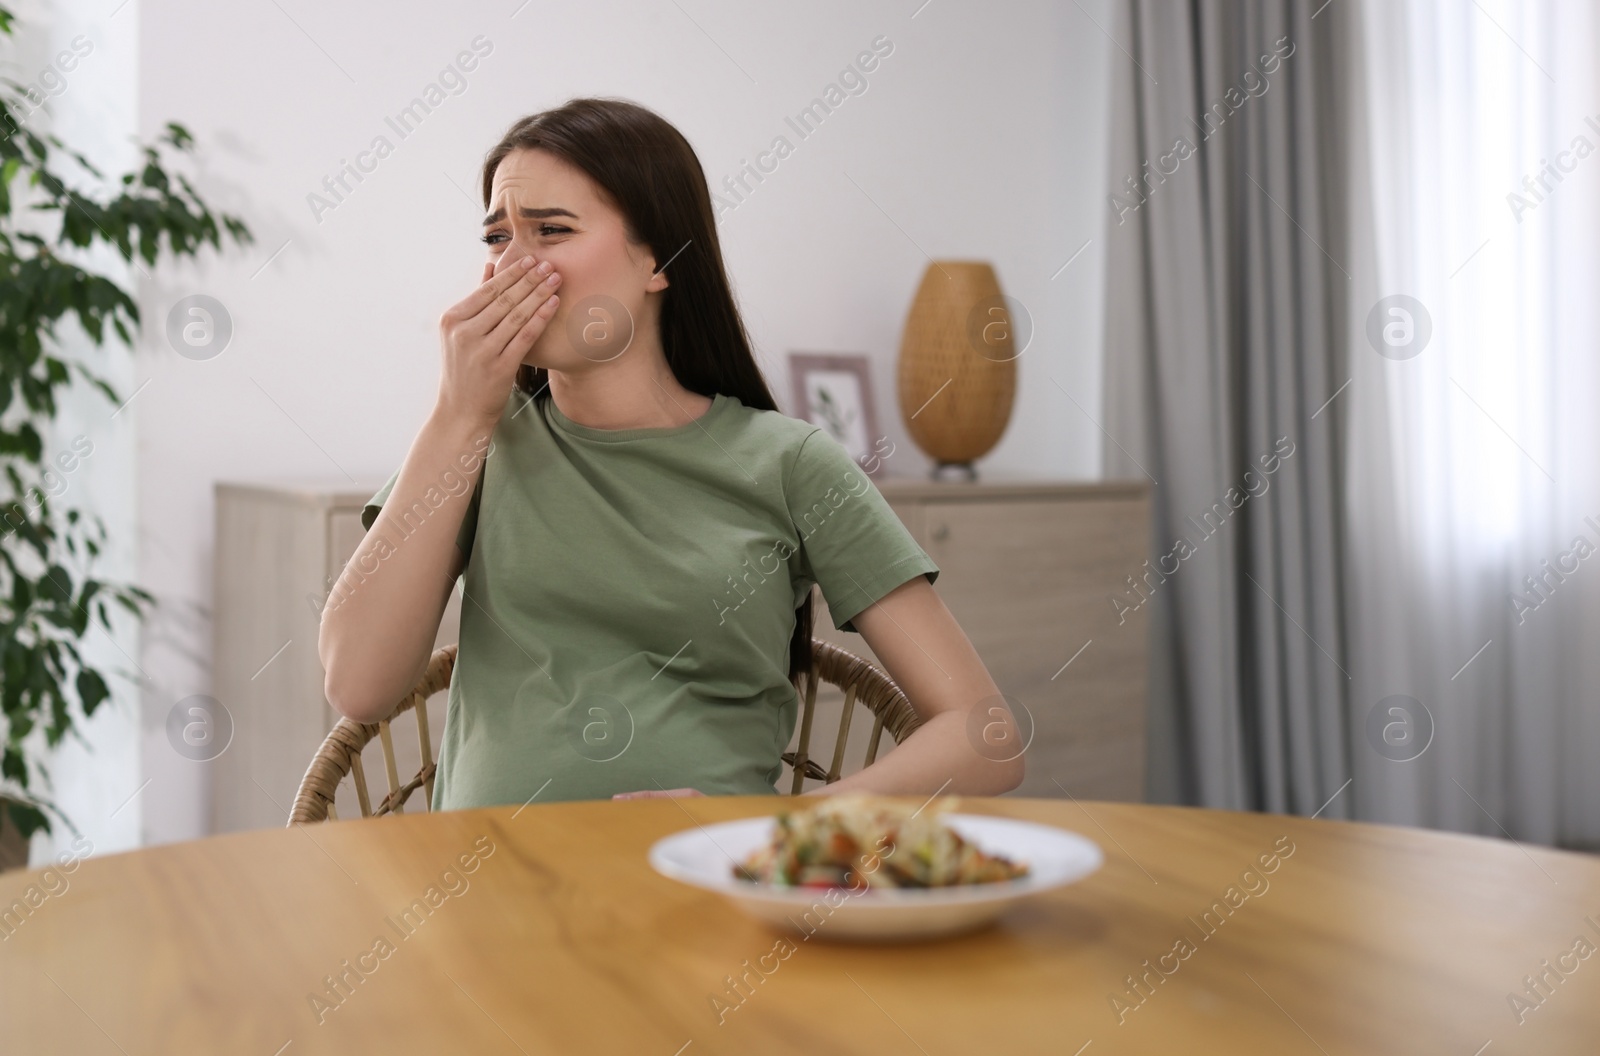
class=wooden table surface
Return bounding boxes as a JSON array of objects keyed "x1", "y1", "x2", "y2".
[{"x1": 3, "y1": 795, "x2": 1597, "y2": 1054}]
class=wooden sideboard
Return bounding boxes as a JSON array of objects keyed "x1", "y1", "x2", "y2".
[
  {"x1": 212, "y1": 477, "x2": 1151, "y2": 833},
  {"x1": 815, "y1": 478, "x2": 1152, "y2": 803}
]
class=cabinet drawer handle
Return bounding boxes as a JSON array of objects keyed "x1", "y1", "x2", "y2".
[{"x1": 931, "y1": 523, "x2": 949, "y2": 541}]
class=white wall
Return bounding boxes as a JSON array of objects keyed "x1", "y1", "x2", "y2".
[{"x1": 37, "y1": 0, "x2": 1114, "y2": 852}]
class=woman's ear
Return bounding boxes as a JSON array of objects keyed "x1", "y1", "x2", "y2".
[{"x1": 641, "y1": 235, "x2": 678, "y2": 293}]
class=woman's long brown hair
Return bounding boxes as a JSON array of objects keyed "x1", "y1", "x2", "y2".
[{"x1": 479, "y1": 96, "x2": 816, "y2": 685}]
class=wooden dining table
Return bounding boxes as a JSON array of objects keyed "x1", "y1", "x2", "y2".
[{"x1": 3, "y1": 794, "x2": 1597, "y2": 1054}]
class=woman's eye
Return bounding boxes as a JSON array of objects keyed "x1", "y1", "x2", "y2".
[{"x1": 480, "y1": 226, "x2": 568, "y2": 247}]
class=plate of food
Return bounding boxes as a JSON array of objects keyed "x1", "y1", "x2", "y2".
[{"x1": 647, "y1": 793, "x2": 1103, "y2": 941}]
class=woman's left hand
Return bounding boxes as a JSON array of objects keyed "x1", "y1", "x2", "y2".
[{"x1": 612, "y1": 788, "x2": 705, "y2": 800}]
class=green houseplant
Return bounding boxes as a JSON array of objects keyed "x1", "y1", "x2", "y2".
[{"x1": 0, "y1": 4, "x2": 252, "y2": 863}]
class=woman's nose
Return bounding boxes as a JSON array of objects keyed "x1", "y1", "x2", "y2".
[{"x1": 496, "y1": 240, "x2": 538, "y2": 277}]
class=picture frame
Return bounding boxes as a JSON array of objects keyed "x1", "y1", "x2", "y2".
[{"x1": 787, "y1": 352, "x2": 886, "y2": 478}]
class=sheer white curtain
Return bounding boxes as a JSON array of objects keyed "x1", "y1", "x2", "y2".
[{"x1": 1346, "y1": 0, "x2": 1600, "y2": 846}]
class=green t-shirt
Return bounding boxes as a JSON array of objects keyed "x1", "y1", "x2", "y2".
[{"x1": 360, "y1": 388, "x2": 939, "y2": 809}]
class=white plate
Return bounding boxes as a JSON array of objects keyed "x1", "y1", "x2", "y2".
[{"x1": 648, "y1": 813, "x2": 1103, "y2": 942}]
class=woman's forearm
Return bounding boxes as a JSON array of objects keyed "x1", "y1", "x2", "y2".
[
  {"x1": 317, "y1": 407, "x2": 490, "y2": 724},
  {"x1": 801, "y1": 711, "x2": 1024, "y2": 798},
  {"x1": 805, "y1": 577, "x2": 1027, "y2": 800}
]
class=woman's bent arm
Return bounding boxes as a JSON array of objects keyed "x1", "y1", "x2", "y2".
[
  {"x1": 317, "y1": 408, "x2": 490, "y2": 724},
  {"x1": 807, "y1": 576, "x2": 1026, "y2": 798},
  {"x1": 321, "y1": 249, "x2": 561, "y2": 722}
]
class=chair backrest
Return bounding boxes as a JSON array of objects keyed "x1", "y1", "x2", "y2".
[{"x1": 289, "y1": 637, "x2": 922, "y2": 825}]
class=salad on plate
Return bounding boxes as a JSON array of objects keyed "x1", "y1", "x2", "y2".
[{"x1": 731, "y1": 793, "x2": 1030, "y2": 890}]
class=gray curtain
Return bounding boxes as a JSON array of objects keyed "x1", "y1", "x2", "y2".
[{"x1": 1100, "y1": 0, "x2": 1356, "y2": 814}]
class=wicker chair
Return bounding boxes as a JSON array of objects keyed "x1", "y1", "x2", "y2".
[{"x1": 288, "y1": 638, "x2": 923, "y2": 825}]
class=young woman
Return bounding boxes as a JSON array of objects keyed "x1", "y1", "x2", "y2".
[{"x1": 317, "y1": 97, "x2": 1024, "y2": 809}]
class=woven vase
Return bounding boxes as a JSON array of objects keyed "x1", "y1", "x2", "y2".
[{"x1": 896, "y1": 261, "x2": 1016, "y2": 480}]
